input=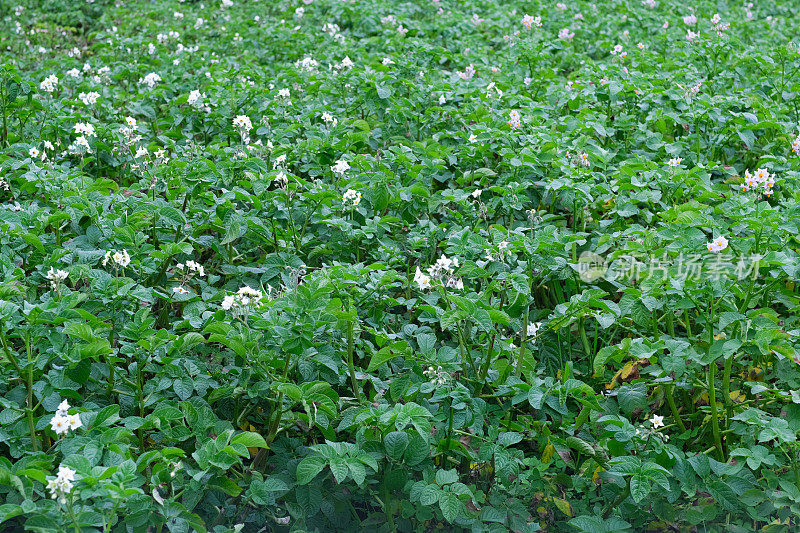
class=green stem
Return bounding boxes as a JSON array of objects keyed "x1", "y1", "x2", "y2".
[
  {"x1": 707, "y1": 363, "x2": 724, "y2": 460},
  {"x1": 665, "y1": 384, "x2": 687, "y2": 432},
  {"x1": 346, "y1": 301, "x2": 361, "y2": 402},
  {"x1": 602, "y1": 479, "x2": 630, "y2": 519},
  {"x1": 721, "y1": 354, "x2": 734, "y2": 424}
]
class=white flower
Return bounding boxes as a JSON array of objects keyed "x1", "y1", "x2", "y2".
[
  {"x1": 29, "y1": 147, "x2": 40, "y2": 159},
  {"x1": 469, "y1": 134, "x2": 477, "y2": 143},
  {"x1": 382, "y1": 57, "x2": 394, "y2": 66},
  {"x1": 173, "y1": 286, "x2": 189, "y2": 295},
  {"x1": 50, "y1": 413, "x2": 70, "y2": 435},
  {"x1": 221, "y1": 295, "x2": 236, "y2": 310},
  {"x1": 414, "y1": 267, "x2": 432, "y2": 290},
  {"x1": 650, "y1": 414, "x2": 665, "y2": 428},
  {"x1": 521, "y1": 14, "x2": 542, "y2": 29},
  {"x1": 46, "y1": 267, "x2": 69, "y2": 289},
  {"x1": 332, "y1": 159, "x2": 350, "y2": 175},
  {"x1": 667, "y1": 158, "x2": 683, "y2": 167},
  {"x1": 222, "y1": 287, "x2": 265, "y2": 315},
  {"x1": 39, "y1": 74, "x2": 58, "y2": 93},
  {"x1": 527, "y1": 322, "x2": 542, "y2": 337},
  {"x1": 139, "y1": 72, "x2": 162, "y2": 88},
  {"x1": 278, "y1": 88, "x2": 291, "y2": 98},
  {"x1": 47, "y1": 465, "x2": 76, "y2": 503},
  {"x1": 104, "y1": 249, "x2": 131, "y2": 268},
  {"x1": 321, "y1": 112, "x2": 337, "y2": 126},
  {"x1": 706, "y1": 235, "x2": 729, "y2": 252},
  {"x1": 274, "y1": 171, "x2": 288, "y2": 187},
  {"x1": 456, "y1": 65, "x2": 475, "y2": 80},
  {"x1": 69, "y1": 136, "x2": 92, "y2": 155},
  {"x1": 343, "y1": 189, "x2": 362, "y2": 207},
  {"x1": 187, "y1": 90, "x2": 206, "y2": 108},
  {"x1": 233, "y1": 115, "x2": 253, "y2": 132},
  {"x1": 683, "y1": 14, "x2": 697, "y2": 25},
  {"x1": 471, "y1": 189, "x2": 482, "y2": 198},
  {"x1": 185, "y1": 260, "x2": 205, "y2": 277},
  {"x1": 438, "y1": 94, "x2": 446, "y2": 105},
  {"x1": 73, "y1": 122, "x2": 96, "y2": 137},
  {"x1": 57, "y1": 399, "x2": 70, "y2": 416},
  {"x1": 125, "y1": 116, "x2": 137, "y2": 127},
  {"x1": 78, "y1": 91, "x2": 100, "y2": 105},
  {"x1": 67, "y1": 414, "x2": 82, "y2": 431}
]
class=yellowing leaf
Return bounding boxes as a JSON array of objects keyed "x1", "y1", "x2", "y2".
[
  {"x1": 592, "y1": 466, "x2": 605, "y2": 484},
  {"x1": 552, "y1": 498, "x2": 573, "y2": 517},
  {"x1": 541, "y1": 443, "x2": 555, "y2": 464}
]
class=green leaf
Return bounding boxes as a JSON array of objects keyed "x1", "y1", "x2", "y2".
[
  {"x1": 328, "y1": 457, "x2": 349, "y2": 484},
  {"x1": 629, "y1": 472, "x2": 650, "y2": 503},
  {"x1": 384, "y1": 431, "x2": 409, "y2": 460},
  {"x1": 438, "y1": 491, "x2": 463, "y2": 523},
  {"x1": 296, "y1": 456, "x2": 327, "y2": 485},
  {"x1": 91, "y1": 405, "x2": 120, "y2": 429},
  {"x1": 435, "y1": 469, "x2": 459, "y2": 486},
  {"x1": 231, "y1": 431, "x2": 268, "y2": 448},
  {"x1": 419, "y1": 484, "x2": 439, "y2": 505},
  {"x1": 371, "y1": 181, "x2": 390, "y2": 211},
  {"x1": 173, "y1": 377, "x2": 194, "y2": 401}
]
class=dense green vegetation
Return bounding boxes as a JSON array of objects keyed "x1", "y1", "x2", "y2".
[{"x1": 2, "y1": 0, "x2": 800, "y2": 531}]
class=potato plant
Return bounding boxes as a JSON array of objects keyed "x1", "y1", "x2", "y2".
[{"x1": 1, "y1": 0, "x2": 800, "y2": 531}]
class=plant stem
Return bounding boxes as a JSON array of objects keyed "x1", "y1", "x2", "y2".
[
  {"x1": 665, "y1": 384, "x2": 687, "y2": 432},
  {"x1": 707, "y1": 362, "x2": 724, "y2": 460},
  {"x1": 346, "y1": 301, "x2": 361, "y2": 402}
]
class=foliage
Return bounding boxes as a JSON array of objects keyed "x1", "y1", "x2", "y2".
[{"x1": 2, "y1": 0, "x2": 800, "y2": 531}]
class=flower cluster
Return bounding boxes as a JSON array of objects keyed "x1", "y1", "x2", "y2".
[
  {"x1": 46, "y1": 267, "x2": 68, "y2": 290},
  {"x1": 558, "y1": 28, "x2": 575, "y2": 41},
  {"x1": 706, "y1": 235, "x2": 729, "y2": 253},
  {"x1": 40, "y1": 74, "x2": 58, "y2": 93},
  {"x1": 710, "y1": 13, "x2": 730, "y2": 35},
  {"x1": 49, "y1": 399, "x2": 81, "y2": 436},
  {"x1": 221, "y1": 286, "x2": 264, "y2": 317},
  {"x1": 526, "y1": 322, "x2": 543, "y2": 338},
  {"x1": 508, "y1": 110, "x2": 521, "y2": 129},
  {"x1": 485, "y1": 240, "x2": 511, "y2": 262},
  {"x1": 423, "y1": 365, "x2": 448, "y2": 386},
  {"x1": 741, "y1": 168, "x2": 776, "y2": 196},
  {"x1": 321, "y1": 112, "x2": 337, "y2": 127},
  {"x1": 102, "y1": 249, "x2": 131, "y2": 268},
  {"x1": 139, "y1": 72, "x2": 162, "y2": 88},
  {"x1": 47, "y1": 465, "x2": 77, "y2": 504},
  {"x1": 332, "y1": 159, "x2": 350, "y2": 176},
  {"x1": 414, "y1": 255, "x2": 463, "y2": 290},
  {"x1": 456, "y1": 65, "x2": 475, "y2": 81},
  {"x1": 187, "y1": 90, "x2": 210, "y2": 112},
  {"x1": 793, "y1": 133, "x2": 800, "y2": 158},
  {"x1": 342, "y1": 189, "x2": 362, "y2": 207},
  {"x1": 667, "y1": 157, "x2": 683, "y2": 167},
  {"x1": 521, "y1": 14, "x2": 542, "y2": 29},
  {"x1": 172, "y1": 260, "x2": 205, "y2": 295},
  {"x1": 78, "y1": 91, "x2": 100, "y2": 106},
  {"x1": 233, "y1": 115, "x2": 253, "y2": 143}
]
